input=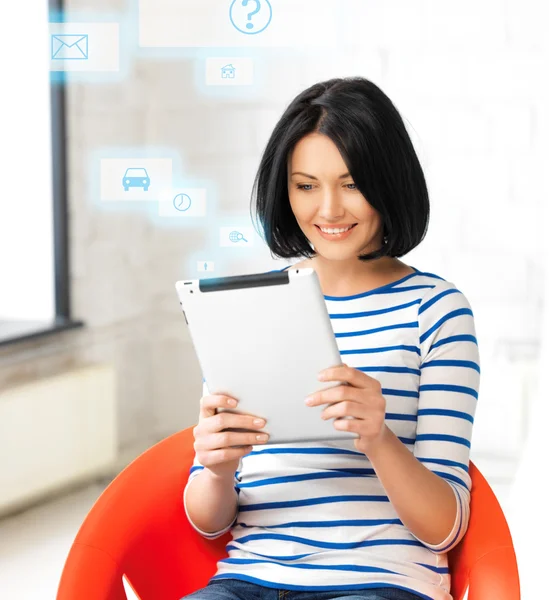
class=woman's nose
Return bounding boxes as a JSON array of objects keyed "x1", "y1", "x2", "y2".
[{"x1": 317, "y1": 192, "x2": 345, "y2": 219}]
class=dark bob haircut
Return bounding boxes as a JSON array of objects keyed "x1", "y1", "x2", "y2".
[{"x1": 251, "y1": 76, "x2": 430, "y2": 262}]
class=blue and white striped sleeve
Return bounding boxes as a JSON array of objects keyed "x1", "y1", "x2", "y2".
[
  {"x1": 414, "y1": 281, "x2": 481, "y2": 553},
  {"x1": 183, "y1": 379, "x2": 238, "y2": 539}
]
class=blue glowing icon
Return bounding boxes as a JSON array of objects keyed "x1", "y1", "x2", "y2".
[
  {"x1": 123, "y1": 168, "x2": 150, "y2": 191},
  {"x1": 173, "y1": 193, "x2": 192, "y2": 212},
  {"x1": 51, "y1": 34, "x2": 89, "y2": 60},
  {"x1": 229, "y1": 0, "x2": 272, "y2": 35},
  {"x1": 229, "y1": 230, "x2": 248, "y2": 243},
  {"x1": 197, "y1": 261, "x2": 215, "y2": 272},
  {"x1": 221, "y1": 64, "x2": 236, "y2": 79}
]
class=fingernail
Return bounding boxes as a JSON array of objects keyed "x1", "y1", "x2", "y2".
[
  {"x1": 253, "y1": 418, "x2": 265, "y2": 426},
  {"x1": 305, "y1": 396, "x2": 314, "y2": 405},
  {"x1": 227, "y1": 398, "x2": 237, "y2": 407}
]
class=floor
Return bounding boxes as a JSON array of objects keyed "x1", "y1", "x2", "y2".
[
  {"x1": 0, "y1": 482, "x2": 109, "y2": 599},
  {"x1": 0, "y1": 479, "x2": 515, "y2": 599}
]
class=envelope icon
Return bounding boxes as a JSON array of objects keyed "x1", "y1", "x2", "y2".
[{"x1": 51, "y1": 34, "x2": 89, "y2": 60}]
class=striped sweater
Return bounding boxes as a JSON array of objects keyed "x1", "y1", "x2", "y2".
[{"x1": 183, "y1": 265, "x2": 480, "y2": 600}]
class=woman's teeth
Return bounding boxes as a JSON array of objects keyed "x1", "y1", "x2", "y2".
[{"x1": 318, "y1": 225, "x2": 355, "y2": 234}]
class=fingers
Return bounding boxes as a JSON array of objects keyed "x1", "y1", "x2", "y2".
[
  {"x1": 199, "y1": 394, "x2": 238, "y2": 419},
  {"x1": 306, "y1": 385, "x2": 359, "y2": 407},
  {"x1": 194, "y1": 428, "x2": 270, "y2": 455},
  {"x1": 199, "y1": 395, "x2": 266, "y2": 432},
  {"x1": 196, "y1": 445, "x2": 255, "y2": 468},
  {"x1": 214, "y1": 428, "x2": 269, "y2": 448},
  {"x1": 195, "y1": 394, "x2": 270, "y2": 455}
]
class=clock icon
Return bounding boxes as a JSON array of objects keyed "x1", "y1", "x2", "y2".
[{"x1": 173, "y1": 193, "x2": 191, "y2": 212}]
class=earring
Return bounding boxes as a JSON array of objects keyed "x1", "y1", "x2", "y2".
[{"x1": 383, "y1": 236, "x2": 388, "y2": 245}]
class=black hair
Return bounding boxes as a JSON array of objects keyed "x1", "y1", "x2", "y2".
[{"x1": 250, "y1": 76, "x2": 430, "y2": 262}]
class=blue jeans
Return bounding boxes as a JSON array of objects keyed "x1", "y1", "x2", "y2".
[{"x1": 181, "y1": 578, "x2": 426, "y2": 600}]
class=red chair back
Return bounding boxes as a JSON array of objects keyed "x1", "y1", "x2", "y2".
[
  {"x1": 447, "y1": 462, "x2": 520, "y2": 600},
  {"x1": 57, "y1": 428, "x2": 520, "y2": 600}
]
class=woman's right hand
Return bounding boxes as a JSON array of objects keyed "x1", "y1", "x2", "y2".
[{"x1": 193, "y1": 393, "x2": 270, "y2": 480}]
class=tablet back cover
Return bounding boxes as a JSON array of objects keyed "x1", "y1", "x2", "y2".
[{"x1": 176, "y1": 268, "x2": 358, "y2": 444}]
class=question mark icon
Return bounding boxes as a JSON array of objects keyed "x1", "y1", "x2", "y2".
[
  {"x1": 242, "y1": 0, "x2": 260, "y2": 29},
  {"x1": 229, "y1": 0, "x2": 272, "y2": 35}
]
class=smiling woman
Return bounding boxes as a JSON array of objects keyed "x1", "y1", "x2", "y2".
[
  {"x1": 182, "y1": 77, "x2": 480, "y2": 600},
  {"x1": 251, "y1": 77, "x2": 429, "y2": 297},
  {"x1": 0, "y1": 0, "x2": 82, "y2": 346}
]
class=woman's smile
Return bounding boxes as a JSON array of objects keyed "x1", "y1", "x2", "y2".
[{"x1": 314, "y1": 223, "x2": 358, "y2": 241}]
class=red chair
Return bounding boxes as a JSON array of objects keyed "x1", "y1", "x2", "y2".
[{"x1": 57, "y1": 427, "x2": 520, "y2": 600}]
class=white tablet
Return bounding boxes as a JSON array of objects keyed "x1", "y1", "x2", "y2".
[{"x1": 175, "y1": 267, "x2": 359, "y2": 444}]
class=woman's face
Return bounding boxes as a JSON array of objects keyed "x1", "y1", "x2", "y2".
[{"x1": 287, "y1": 133, "x2": 383, "y2": 261}]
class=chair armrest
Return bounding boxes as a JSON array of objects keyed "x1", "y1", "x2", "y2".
[
  {"x1": 57, "y1": 542, "x2": 127, "y2": 600},
  {"x1": 468, "y1": 545, "x2": 521, "y2": 600}
]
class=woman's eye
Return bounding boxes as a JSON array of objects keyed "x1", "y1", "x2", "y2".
[{"x1": 295, "y1": 183, "x2": 355, "y2": 191}]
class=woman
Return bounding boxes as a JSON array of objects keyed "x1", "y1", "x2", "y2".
[{"x1": 182, "y1": 77, "x2": 480, "y2": 600}]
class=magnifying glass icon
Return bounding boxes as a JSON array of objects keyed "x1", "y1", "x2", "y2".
[{"x1": 230, "y1": 230, "x2": 248, "y2": 243}]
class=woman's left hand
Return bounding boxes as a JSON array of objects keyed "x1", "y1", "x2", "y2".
[{"x1": 304, "y1": 363, "x2": 388, "y2": 455}]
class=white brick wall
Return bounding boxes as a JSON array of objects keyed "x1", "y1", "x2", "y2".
[{"x1": 0, "y1": 1, "x2": 546, "y2": 480}]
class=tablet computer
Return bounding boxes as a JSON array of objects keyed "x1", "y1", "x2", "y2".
[{"x1": 175, "y1": 267, "x2": 358, "y2": 444}]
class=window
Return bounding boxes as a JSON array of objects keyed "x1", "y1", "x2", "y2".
[{"x1": 0, "y1": 0, "x2": 82, "y2": 346}]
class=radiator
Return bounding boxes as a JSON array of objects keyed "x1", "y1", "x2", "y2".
[{"x1": 0, "y1": 363, "x2": 117, "y2": 516}]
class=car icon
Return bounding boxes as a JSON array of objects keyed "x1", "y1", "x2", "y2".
[{"x1": 123, "y1": 167, "x2": 150, "y2": 191}]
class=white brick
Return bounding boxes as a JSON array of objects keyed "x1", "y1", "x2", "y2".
[
  {"x1": 473, "y1": 302, "x2": 540, "y2": 351},
  {"x1": 145, "y1": 105, "x2": 256, "y2": 158},
  {"x1": 425, "y1": 155, "x2": 510, "y2": 224},
  {"x1": 334, "y1": 48, "x2": 384, "y2": 83},
  {"x1": 509, "y1": 155, "x2": 549, "y2": 208},
  {"x1": 290, "y1": 50, "x2": 385, "y2": 96},
  {"x1": 338, "y1": 1, "x2": 389, "y2": 49},
  {"x1": 406, "y1": 247, "x2": 453, "y2": 278},
  {"x1": 422, "y1": 0, "x2": 507, "y2": 51},
  {"x1": 531, "y1": 98, "x2": 549, "y2": 154},
  {"x1": 150, "y1": 327, "x2": 201, "y2": 432},
  {"x1": 69, "y1": 72, "x2": 149, "y2": 115},
  {"x1": 387, "y1": 51, "x2": 549, "y2": 101},
  {"x1": 422, "y1": 207, "x2": 463, "y2": 251},
  {"x1": 340, "y1": 0, "x2": 505, "y2": 51},
  {"x1": 487, "y1": 102, "x2": 534, "y2": 154},
  {"x1": 252, "y1": 108, "x2": 287, "y2": 155},
  {"x1": 471, "y1": 357, "x2": 527, "y2": 458},
  {"x1": 385, "y1": 51, "x2": 471, "y2": 99},
  {"x1": 111, "y1": 334, "x2": 155, "y2": 444},
  {"x1": 138, "y1": 61, "x2": 201, "y2": 110},
  {"x1": 505, "y1": 0, "x2": 549, "y2": 51},
  {"x1": 442, "y1": 103, "x2": 492, "y2": 154},
  {"x1": 77, "y1": 111, "x2": 149, "y2": 148},
  {"x1": 72, "y1": 235, "x2": 151, "y2": 328},
  {"x1": 401, "y1": 101, "x2": 496, "y2": 155},
  {"x1": 463, "y1": 51, "x2": 549, "y2": 101},
  {"x1": 461, "y1": 196, "x2": 544, "y2": 256},
  {"x1": 254, "y1": 57, "x2": 309, "y2": 105},
  {"x1": 442, "y1": 250, "x2": 530, "y2": 304},
  {"x1": 413, "y1": 169, "x2": 467, "y2": 251},
  {"x1": 190, "y1": 154, "x2": 262, "y2": 207},
  {"x1": 337, "y1": 0, "x2": 426, "y2": 49}
]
